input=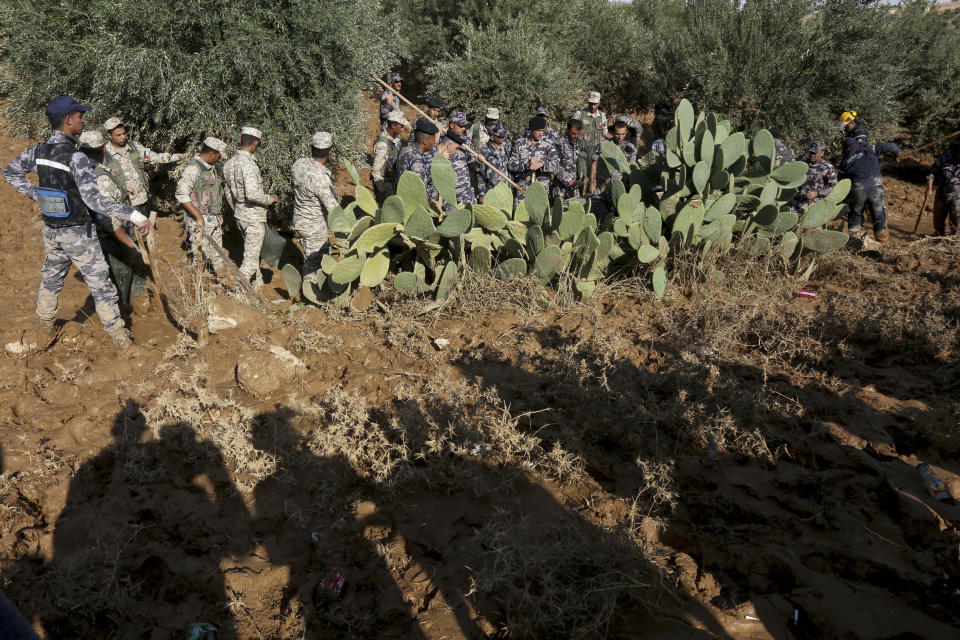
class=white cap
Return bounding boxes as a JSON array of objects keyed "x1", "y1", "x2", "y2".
[
  {"x1": 203, "y1": 136, "x2": 227, "y2": 154},
  {"x1": 103, "y1": 117, "x2": 123, "y2": 132},
  {"x1": 241, "y1": 126, "x2": 262, "y2": 139},
  {"x1": 386, "y1": 110, "x2": 409, "y2": 127},
  {"x1": 587, "y1": 91, "x2": 601, "y2": 104},
  {"x1": 485, "y1": 107, "x2": 500, "y2": 120},
  {"x1": 311, "y1": 131, "x2": 333, "y2": 149},
  {"x1": 78, "y1": 131, "x2": 105, "y2": 148}
]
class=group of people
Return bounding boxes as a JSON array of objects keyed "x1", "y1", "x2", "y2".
[{"x1": 3, "y1": 88, "x2": 957, "y2": 350}]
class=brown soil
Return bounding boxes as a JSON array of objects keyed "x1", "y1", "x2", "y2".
[{"x1": 1, "y1": 102, "x2": 959, "y2": 639}]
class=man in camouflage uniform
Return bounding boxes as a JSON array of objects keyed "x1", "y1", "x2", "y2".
[
  {"x1": 78, "y1": 130, "x2": 147, "y2": 308},
  {"x1": 176, "y1": 136, "x2": 228, "y2": 272},
  {"x1": 553, "y1": 119, "x2": 582, "y2": 199},
  {"x1": 769, "y1": 128, "x2": 795, "y2": 168},
  {"x1": 379, "y1": 72, "x2": 403, "y2": 130},
  {"x1": 411, "y1": 97, "x2": 446, "y2": 143},
  {"x1": 574, "y1": 91, "x2": 607, "y2": 181},
  {"x1": 519, "y1": 107, "x2": 561, "y2": 146},
  {"x1": 446, "y1": 112, "x2": 477, "y2": 204},
  {"x1": 468, "y1": 107, "x2": 500, "y2": 151},
  {"x1": 292, "y1": 131, "x2": 340, "y2": 285},
  {"x1": 222, "y1": 126, "x2": 279, "y2": 287},
  {"x1": 926, "y1": 142, "x2": 960, "y2": 235},
  {"x1": 588, "y1": 120, "x2": 636, "y2": 194},
  {"x1": 102, "y1": 116, "x2": 184, "y2": 214},
  {"x1": 791, "y1": 141, "x2": 837, "y2": 212},
  {"x1": 508, "y1": 116, "x2": 559, "y2": 204},
  {"x1": 2, "y1": 96, "x2": 154, "y2": 349},
  {"x1": 394, "y1": 119, "x2": 440, "y2": 203},
  {"x1": 372, "y1": 109, "x2": 409, "y2": 201},
  {"x1": 476, "y1": 121, "x2": 511, "y2": 201}
]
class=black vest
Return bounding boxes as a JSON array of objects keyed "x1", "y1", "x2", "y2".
[{"x1": 35, "y1": 141, "x2": 91, "y2": 228}]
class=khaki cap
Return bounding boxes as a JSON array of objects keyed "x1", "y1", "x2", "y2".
[
  {"x1": 587, "y1": 91, "x2": 601, "y2": 104},
  {"x1": 103, "y1": 117, "x2": 123, "y2": 132},
  {"x1": 311, "y1": 131, "x2": 333, "y2": 149},
  {"x1": 485, "y1": 107, "x2": 500, "y2": 120},
  {"x1": 386, "y1": 110, "x2": 409, "y2": 126},
  {"x1": 203, "y1": 136, "x2": 227, "y2": 154},
  {"x1": 241, "y1": 126, "x2": 262, "y2": 139},
  {"x1": 78, "y1": 131, "x2": 105, "y2": 148}
]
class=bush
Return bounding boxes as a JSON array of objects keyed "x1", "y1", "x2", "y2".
[
  {"x1": 425, "y1": 16, "x2": 588, "y2": 138},
  {"x1": 0, "y1": 0, "x2": 405, "y2": 214}
]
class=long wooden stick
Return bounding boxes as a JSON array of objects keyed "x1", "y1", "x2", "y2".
[
  {"x1": 200, "y1": 229, "x2": 267, "y2": 307},
  {"x1": 370, "y1": 75, "x2": 526, "y2": 194},
  {"x1": 134, "y1": 225, "x2": 164, "y2": 314},
  {"x1": 911, "y1": 129, "x2": 960, "y2": 155},
  {"x1": 913, "y1": 190, "x2": 930, "y2": 234}
]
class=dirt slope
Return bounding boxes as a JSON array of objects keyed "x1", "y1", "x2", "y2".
[{"x1": 0, "y1": 104, "x2": 958, "y2": 639}]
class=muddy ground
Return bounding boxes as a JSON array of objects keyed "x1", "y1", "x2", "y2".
[{"x1": 0, "y1": 104, "x2": 959, "y2": 639}]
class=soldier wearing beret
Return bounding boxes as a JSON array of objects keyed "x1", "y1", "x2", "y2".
[
  {"x1": 477, "y1": 121, "x2": 511, "y2": 201},
  {"x1": 508, "y1": 116, "x2": 559, "y2": 203},
  {"x1": 395, "y1": 119, "x2": 440, "y2": 203}
]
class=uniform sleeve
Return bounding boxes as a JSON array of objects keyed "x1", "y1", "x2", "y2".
[
  {"x1": 1, "y1": 145, "x2": 39, "y2": 201},
  {"x1": 927, "y1": 155, "x2": 942, "y2": 181},
  {"x1": 239, "y1": 162, "x2": 274, "y2": 207},
  {"x1": 874, "y1": 141, "x2": 901, "y2": 157},
  {"x1": 175, "y1": 163, "x2": 201, "y2": 204},
  {"x1": 508, "y1": 142, "x2": 529, "y2": 174},
  {"x1": 138, "y1": 144, "x2": 183, "y2": 165},
  {"x1": 71, "y1": 153, "x2": 139, "y2": 222},
  {"x1": 95, "y1": 175, "x2": 124, "y2": 231},
  {"x1": 824, "y1": 165, "x2": 838, "y2": 192},
  {"x1": 314, "y1": 170, "x2": 339, "y2": 213},
  {"x1": 544, "y1": 145, "x2": 560, "y2": 174},
  {"x1": 555, "y1": 143, "x2": 576, "y2": 184},
  {"x1": 371, "y1": 140, "x2": 388, "y2": 182}
]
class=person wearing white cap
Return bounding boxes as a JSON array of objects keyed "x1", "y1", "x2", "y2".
[
  {"x1": 372, "y1": 110, "x2": 409, "y2": 201},
  {"x1": 102, "y1": 116, "x2": 185, "y2": 213},
  {"x1": 222, "y1": 127, "x2": 278, "y2": 287},
  {"x1": 468, "y1": 106, "x2": 501, "y2": 152},
  {"x1": 573, "y1": 91, "x2": 606, "y2": 180},
  {"x1": 176, "y1": 137, "x2": 229, "y2": 272},
  {"x1": 292, "y1": 131, "x2": 339, "y2": 286}
]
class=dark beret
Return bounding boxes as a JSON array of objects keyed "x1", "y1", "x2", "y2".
[
  {"x1": 416, "y1": 119, "x2": 439, "y2": 135},
  {"x1": 427, "y1": 96, "x2": 445, "y2": 109},
  {"x1": 529, "y1": 116, "x2": 547, "y2": 131}
]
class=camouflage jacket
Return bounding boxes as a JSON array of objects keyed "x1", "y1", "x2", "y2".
[
  {"x1": 508, "y1": 136, "x2": 559, "y2": 198},
  {"x1": 792, "y1": 158, "x2": 838, "y2": 211},
  {"x1": 450, "y1": 138, "x2": 476, "y2": 204},
  {"x1": 175, "y1": 155, "x2": 222, "y2": 217},
  {"x1": 553, "y1": 134, "x2": 581, "y2": 198},
  {"x1": 371, "y1": 131, "x2": 403, "y2": 184},
  {"x1": 573, "y1": 108, "x2": 607, "y2": 154},
  {"x1": 94, "y1": 164, "x2": 131, "y2": 233},
  {"x1": 222, "y1": 149, "x2": 273, "y2": 223},
  {"x1": 379, "y1": 89, "x2": 398, "y2": 127},
  {"x1": 292, "y1": 157, "x2": 339, "y2": 224},
  {"x1": 2, "y1": 130, "x2": 140, "y2": 225},
  {"x1": 105, "y1": 141, "x2": 182, "y2": 206},
  {"x1": 476, "y1": 141, "x2": 510, "y2": 198},
  {"x1": 518, "y1": 125, "x2": 561, "y2": 147},
  {"x1": 774, "y1": 140, "x2": 796, "y2": 169},
  {"x1": 928, "y1": 152, "x2": 960, "y2": 199},
  {"x1": 394, "y1": 144, "x2": 438, "y2": 202}
]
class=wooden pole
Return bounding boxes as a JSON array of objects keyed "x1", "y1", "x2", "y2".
[
  {"x1": 910, "y1": 129, "x2": 960, "y2": 156},
  {"x1": 200, "y1": 229, "x2": 266, "y2": 307},
  {"x1": 913, "y1": 190, "x2": 930, "y2": 234},
  {"x1": 134, "y1": 223, "x2": 164, "y2": 314},
  {"x1": 370, "y1": 75, "x2": 526, "y2": 194}
]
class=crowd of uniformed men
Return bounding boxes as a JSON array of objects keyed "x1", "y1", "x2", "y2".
[{"x1": 2, "y1": 83, "x2": 958, "y2": 350}]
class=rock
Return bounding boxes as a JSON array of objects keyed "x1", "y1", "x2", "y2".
[
  {"x1": 237, "y1": 346, "x2": 304, "y2": 397},
  {"x1": 208, "y1": 297, "x2": 265, "y2": 334},
  {"x1": 350, "y1": 286, "x2": 373, "y2": 312}
]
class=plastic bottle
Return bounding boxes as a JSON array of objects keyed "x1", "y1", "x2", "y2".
[{"x1": 917, "y1": 462, "x2": 951, "y2": 501}]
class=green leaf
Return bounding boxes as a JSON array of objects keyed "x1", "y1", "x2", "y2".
[
  {"x1": 472, "y1": 204, "x2": 508, "y2": 231},
  {"x1": 558, "y1": 203, "x2": 585, "y2": 240},
  {"x1": 698, "y1": 129, "x2": 714, "y2": 167},
  {"x1": 617, "y1": 192, "x2": 637, "y2": 220},
  {"x1": 494, "y1": 257, "x2": 528, "y2": 279},
  {"x1": 328, "y1": 206, "x2": 356, "y2": 235},
  {"x1": 342, "y1": 158, "x2": 360, "y2": 185},
  {"x1": 435, "y1": 261, "x2": 458, "y2": 300},
  {"x1": 527, "y1": 224, "x2": 545, "y2": 256},
  {"x1": 437, "y1": 208, "x2": 473, "y2": 237},
  {"x1": 381, "y1": 195, "x2": 405, "y2": 224},
  {"x1": 692, "y1": 161, "x2": 710, "y2": 194},
  {"x1": 720, "y1": 132, "x2": 746, "y2": 169},
  {"x1": 705, "y1": 193, "x2": 736, "y2": 221},
  {"x1": 524, "y1": 181, "x2": 549, "y2": 225},
  {"x1": 330, "y1": 254, "x2": 364, "y2": 285},
  {"x1": 771, "y1": 161, "x2": 809, "y2": 189},
  {"x1": 600, "y1": 141, "x2": 629, "y2": 172},
  {"x1": 752, "y1": 129, "x2": 775, "y2": 172},
  {"x1": 802, "y1": 229, "x2": 849, "y2": 253},
  {"x1": 799, "y1": 200, "x2": 836, "y2": 229},
  {"x1": 534, "y1": 245, "x2": 563, "y2": 283},
  {"x1": 627, "y1": 222, "x2": 645, "y2": 249},
  {"x1": 759, "y1": 181, "x2": 779, "y2": 207},
  {"x1": 359, "y1": 248, "x2": 390, "y2": 287},
  {"x1": 404, "y1": 207, "x2": 436, "y2": 239},
  {"x1": 351, "y1": 222, "x2": 399, "y2": 254},
  {"x1": 643, "y1": 206, "x2": 662, "y2": 244},
  {"x1": 394, "y1": 271, "x2": 419, "y2": 294},
  {"x1": 652, "y1": 266, "x2": 667, "y2": 299},
  {"x1": 681, "y1": 140, "x2": 697, "y2": 167},
  {"x1": 355, "y1": 185, "x2": 377, "y2": 215},
  {"x1": 430, "y1": 153, "x2": 458, "y2": 205},
  {"x1": 282, "y1": 263, "x2": 302, "y2": 299},
  {"x1": 753, "y1": 204, "x2": 779, "y2": 226},
  {"x1": 824, "y1": 178, "x2": 851, "y2": 204},
  {"x1": 676, "y1": 99, "x2": 695, "y2": 140},
  {"x1": 469, "y1": 245, "x2": 492, "y2": 271},
  {"x1": 347, "y1": 216, "x2": 373, "y2": 246},
  {"x1": 484, "y1": 182, "x2": 514, "y2": 216},
  {"x1": 637, "y1": 245, "x2": 659, "y2": 263},
  {"x1": 397, "y1": 171, "x2": 427, "y2": 214},
  {"x1": 767, "y1": 211, "x2": 800, "y2": 233},
  {"x1": 321, "y1": 253, "x2": 338, "y2": 275},
  {"x1": 778, "y1": 231, "x2": 800, "y2": 262}
]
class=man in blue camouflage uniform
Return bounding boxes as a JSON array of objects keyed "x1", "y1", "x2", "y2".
[
  {"x1": 791, "y1": 141, "x2": 837, "y2": 212},
  {"x1": 379, "y1": 73, "x2": 403, "y2": 130},
  {"x1": 519, "y1": 107, "x2": 561, "y2": 146},
  {"x1": 839, "y1": 133, "x2": 901, "y2": 242},
  {"x1": 411, "y1": 97, "x2": 446, "y2": 143},
  {"x1": 446, "y1": 111, "x2": 477, "y2": 204},
  {"x1": 588, "y1": 120, "x2": 636, "y2": 194},
  {"x1": 769, "y1": 128, "x2": 795, "y2": 168},
  {"x1": 553, "y1": 119, "x2": 582, "y2": 199},
  {"x1": 925, "y1": 142, "x2": 960, "y2": 235},
  {"x1": 394, "y1": 119, "x2": 440, "y2": 203},
  {"x1": 2, "y1": 96, "x2": 154, "y2": 349},
  {"x1": 476, "y1": 121, "x2": 510, "y2": 201},
  {"x1": 508, "y1": 116, "x2": 559, "y2": 203}
]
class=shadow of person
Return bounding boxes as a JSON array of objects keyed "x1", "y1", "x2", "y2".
[
  {"x1": 36, "y1": 400, "x2": 252, "y2": 638},
  {"x1": 250, "y1": 409, "x2": 426, "y2": 639}
]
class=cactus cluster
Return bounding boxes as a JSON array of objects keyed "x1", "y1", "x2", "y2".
[{"x1": 283, "y1": 100, "x2": 851, "y2": 306}]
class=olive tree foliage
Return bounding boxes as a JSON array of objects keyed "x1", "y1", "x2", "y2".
[
  {"x1": 425, "y1": 17, "x2": 588, "y2": 138},
  {"x1": 0, "y1": 0, "x2": 405, "y2": 209}
]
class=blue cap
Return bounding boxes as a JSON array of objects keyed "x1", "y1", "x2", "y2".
[
  {"x1": 487, "y1": 121, "x2": 507, "y2": 138},
  {"x1": 45, "y1": 96, "x2": 92, "y2": 120}
]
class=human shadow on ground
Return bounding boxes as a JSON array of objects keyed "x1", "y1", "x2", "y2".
[{"x1": 450, "y1": 322, "x2": 960, "y2": 639}]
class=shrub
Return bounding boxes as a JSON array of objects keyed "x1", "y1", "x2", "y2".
[{"x1": 0, "y1": 0, "x2": 405, "y2": 214}]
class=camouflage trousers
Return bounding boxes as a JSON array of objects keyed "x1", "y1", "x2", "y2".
[
  {"x1": 38, "y1": 225, "x2": 124, "y2": 333},
  {"x1": 185, "y1": 214, "x2": 225, "y2": 270},
  {"x1": 848, "y1": 177, "x2": 887, "y2": 232},
  {"x1": 933, "y1": 190, "x2": 960, "y2": 235},
  {"x1": 294, "y1": 215, "x2": 329, "y2": 284},
  {"x1": 236, "y1": 217, "x2": 265, "y2": 283}
]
